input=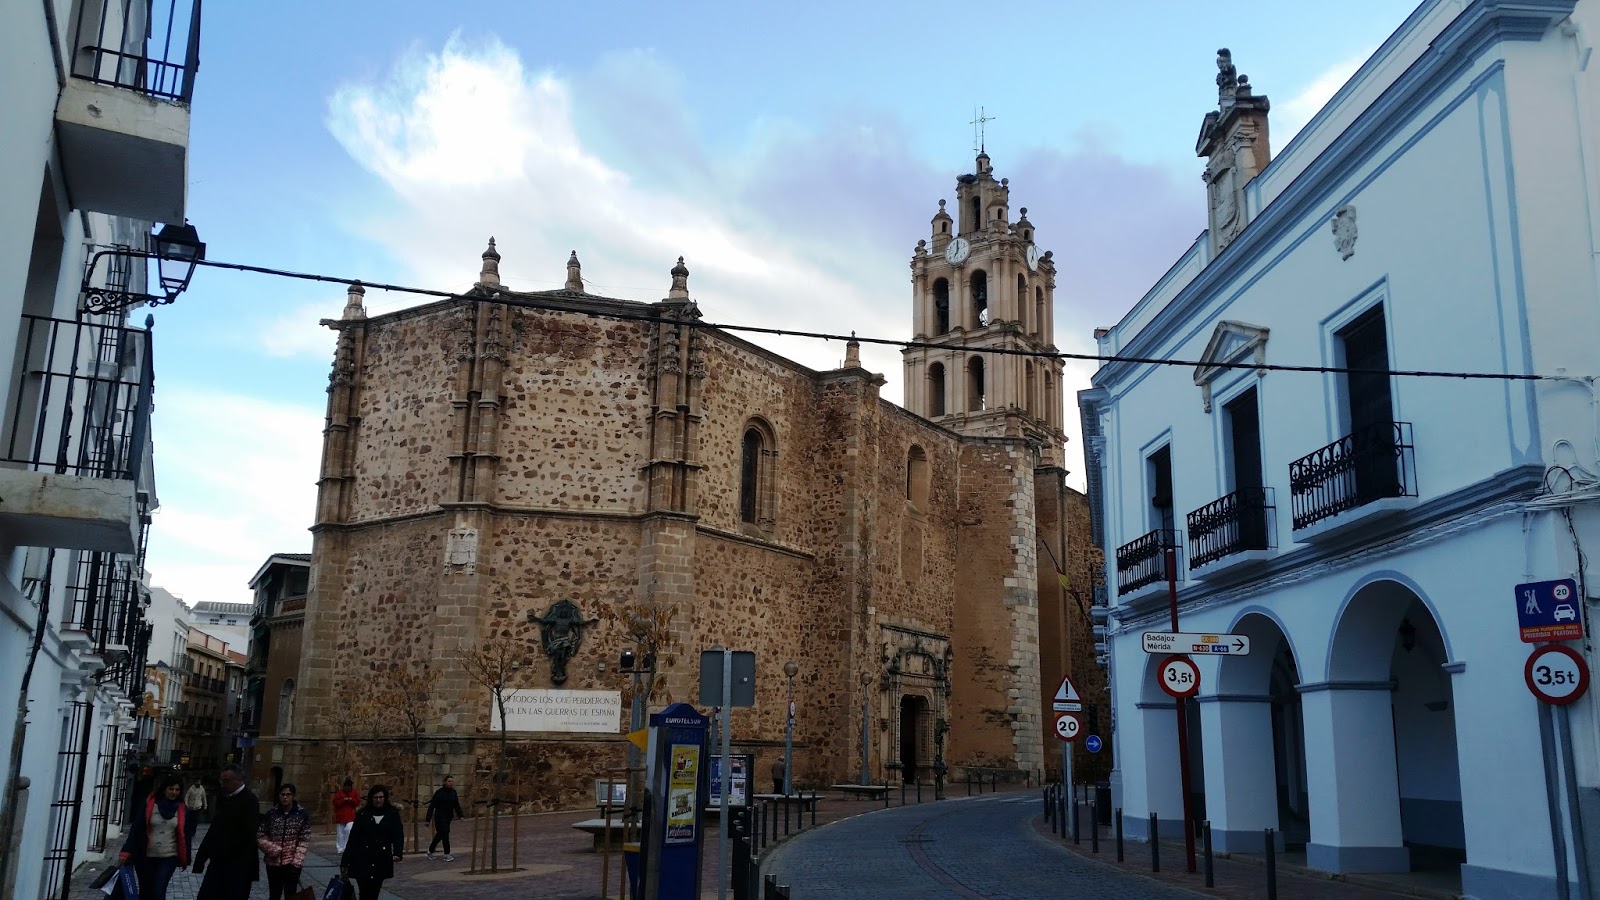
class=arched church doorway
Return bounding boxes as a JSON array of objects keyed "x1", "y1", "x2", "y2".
[
  {"x1": 1314, "y1": 579, "x2": 1463, "y2": 874},
  {"x1": 899, "y1": 695, "x2": 929, "y2": 784},
  {"x1": 1207, "y1": 612, "x2": 1309, "y2": 852}
]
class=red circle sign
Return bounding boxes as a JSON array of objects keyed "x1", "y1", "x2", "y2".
[
  {"x1": 1053, "y1": 711, "x2": 1081, "y2": 742},
  {"x1": 1526, "y1": 644, "x2": 1590, "y2": 705},
  {"x1": 1158, "y1": 655, "x2": 1201, "y2": 699}
]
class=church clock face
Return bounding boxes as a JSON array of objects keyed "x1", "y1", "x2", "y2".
[
  {"x1": 1025, "y1": 243, "x2": 1041, "y2": 272},
  {"x1": 944, "y1": 237, "x2": 971, "y2": 266}
]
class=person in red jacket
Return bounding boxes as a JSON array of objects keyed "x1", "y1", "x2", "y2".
[
  {"x1": 120, "y1": 774, "x2": 198, "y2": 899},
  {"x1": 331, "y1": 778, "x2": 360, "y2": 854}
]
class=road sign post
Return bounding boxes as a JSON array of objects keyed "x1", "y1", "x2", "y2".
[
  {"x1": 1162, "y1": 541, "x2": 1197, "y2": 874},
  {"x1": 1142, "y1": 632, "x2": 1251, "y2": 656},
  {"x1": 1515, "y1": 579, "x2": 1583, "y2": 643}
]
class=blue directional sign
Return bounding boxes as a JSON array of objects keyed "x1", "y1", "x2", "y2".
[
  {"x1": 1085, "y1": 735, "x2": 1103, "y2": 754},
  {"x1": 1515, "y1": 579, "x2": 1582, "y2": 643}
]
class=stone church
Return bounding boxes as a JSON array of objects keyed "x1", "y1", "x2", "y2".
[{"x1": 274, "y1": 152, "x2": 1106, "y2": 811}]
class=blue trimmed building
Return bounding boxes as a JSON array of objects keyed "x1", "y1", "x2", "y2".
[{"x1": 1081, "y1": 2, "x2": 1600, "y2": 897}]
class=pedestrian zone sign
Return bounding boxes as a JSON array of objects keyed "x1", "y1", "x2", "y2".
[
  {"x1": 1052, "y1": 674, "x2": 1082, "y2": 712},
  {"x1": 1515, "y1": 579, "x2": 1582, "y2": 643}
]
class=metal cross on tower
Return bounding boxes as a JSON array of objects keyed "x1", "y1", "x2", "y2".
[{"x1": 971, "y1": 106, "x2": 996, "y2": 153}]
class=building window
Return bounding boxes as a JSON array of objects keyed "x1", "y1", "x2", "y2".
[
  {"x1": 1016, "y1": 274, "x2": 1028, "y2": 331},
  {"x1": 739, "y1": 419, "x2": 777, "y2": 528},
  {"x1": 969, "y1": 196, "x2": 981, "y2": 234},
  {"x1": 278, "y1": 679, "x2": 295, "y2": 734},
  {"x1": 967, "y1": 356, "x2": 986, "y2": 412},
  {"x1": 1336, "y1": 305, "x2": 1399, "y2": 496},
  {"x1": 1148, "y1": 444, "x2": 1174, "y2": 533},
  {"x1": 907, "y1": 446, "x2": 930, "y2": 510},
  {"x1": 1034, "y1": 286, "x2": 1045, "y2": 338},
  {"x1": 928, "y1": 363, "x2": 946, "y2": 417},
  {"x1": 971, "y1": 270, "x2": 988, "y2": 328},
  {"x1": 933, "y1": 278, "x2": 950, "y2": 334}
]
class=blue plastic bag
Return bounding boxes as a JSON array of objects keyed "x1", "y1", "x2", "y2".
[
  {"x1": 321, "y1": 876, "x2": 351, "y2": 900},
  {"x1": 106, "y1": 866, "x2": 138, "y2": 899}
]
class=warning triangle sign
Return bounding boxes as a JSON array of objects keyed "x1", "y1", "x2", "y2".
[{"x1": 1053, "y1": 675, "x2": 1081, "y2": 703}]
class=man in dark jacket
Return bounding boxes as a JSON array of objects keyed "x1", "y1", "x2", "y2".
[
  {"x1": 424, "y1": 775, "x2": 466, "y2": 861},
  {"x1": 192, "y1": 764, "x2": 260, "y2": 900}
]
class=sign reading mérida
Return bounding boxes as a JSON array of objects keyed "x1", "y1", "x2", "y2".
[{"x1": 1142, "y1": 631, "x2": 1251, "y2": 656}]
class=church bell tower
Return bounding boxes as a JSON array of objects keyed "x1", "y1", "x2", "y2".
[{"x1": 902, "y1": 152, "x2": 1065, "y2": 467}]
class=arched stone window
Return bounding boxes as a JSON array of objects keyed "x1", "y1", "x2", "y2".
[
  {"x1": 1026, "y1": 362, "x2": 1037, "y2": 417},
  {"x1": 1016, "y1": 274, "x2": 1028, "y2": 330},
  {"x1": 927, "y1": 363, "x2": 946, "y2": 417},
  {"x1": 739, "y1": 419, "x2": 778, "y2": 529},
  {"x1": 967, "y1": 356, "x2": 986, "y2": 411},
  {"x1": 277, "y1": 678, "x2": 296, "y2": 734},
  {"x1": 971, "y1": 271, "x2": 988, "y2": 328},
  {"x1": 932, "y1": 278, "x2": 950, "y2": 334},
  {"x1": 969, "y1": 196, "x2": 981, "y2": 233},
  {"x1": 1034, "y1": 286, "x2": 1045, "y2": 338},
  {"x1": 907, "y1": 446, "x2": 930, "y2": 509}
]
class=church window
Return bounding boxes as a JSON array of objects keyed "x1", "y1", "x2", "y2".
[
  {"x1": 971, "y1": 271, "x2": 988, "y2": 328},
  {"x1": 933, "y1": 278, "x2": 950, "y2": 334},
  {"x1": 969, "y1": 196, "x2": 981, "y2": 233},
  {"x1": 941, "y1": 221, "x2": 948, "y2": 234},
  {"x1": 928, "y1": 363, "x2": 946, "y2": 417},
  {"x1": 907, "y1": 446, "x2": 930, "y2": 509},
  {"x1": 1016, "y1": 274, "x2": 1027, "y2": 330},
  {"x1": 277, "y1": 678, "x2": 295, "y2": 733},
  {"x1": 739, "y1": 419, "x2": 777, "y2": 528},
  {"x1": 967, "y1": 356, "x2": 986, "y2": 411},
  {"x1": 1026, "y1": 363, "x2": 1036, "y2": 417},
  {"x1": 1034, "y1": 286, "x2": 1045, "y2": 338}
]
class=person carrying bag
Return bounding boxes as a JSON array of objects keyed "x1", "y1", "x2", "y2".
[{"x1": 257, "y1": 783, "x2": 313, "y2": 900}]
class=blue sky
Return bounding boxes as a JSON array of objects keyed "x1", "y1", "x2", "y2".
[{"x1": 145, "y1": 0, "x2": 1415, "y2": 607}]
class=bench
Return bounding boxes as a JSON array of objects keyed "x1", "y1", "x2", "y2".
[
  {"x1": 571, "y1": 818, "x2": 630, "y2": 851},
  {"x1": 751, "y1": 793, "x2": 822, "y2": 812},
  {"x1": 831, "y1": 783, "x2": 889, "y2": 801}
]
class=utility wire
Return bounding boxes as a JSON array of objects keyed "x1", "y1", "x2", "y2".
[{"x1": 192, "y1": 257, "x2": 1569, "y2": 383}]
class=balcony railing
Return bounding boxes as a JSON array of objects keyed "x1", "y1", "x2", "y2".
[
  {"x1": 63, "y1": 552, "x2": 145, "y2": 656},
  {"x1": 1115, "y1": 528, "x2": 1180, "y2": 597},
  {"x1": 1289, "y1": 421, "x2": 1416, "y2": 531},
  {"x1": 71, "y1": 0, "x2": 203, "y2": 103},
  {"x1": 1187, "y1": 487, "x2": 1275, "y2": 569},
  {"x1": 3, "y1": 315, "x2": 153, "y2": 481}
]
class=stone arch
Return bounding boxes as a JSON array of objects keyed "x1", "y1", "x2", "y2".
[
  {"x1": 966, "y1": 356, "x2": 985, "y2": 412},
  {"x1": 739, "y1": 417, "x2": 779, "y2": 528},
  {"x1": 927, "y1": 363, "x2": 946, "y2": 417},
  {"x1": 1325, "y1": 572, "x2": 1453, "y2": 680},
  {"x1": 906, "y1": 445, "x2": 930, "y2": 509},
  {"x1": 932, "y1": 278, "x2": 950, "y2": 334},
  {"x1": 970, "y1": 270, "x2": 988, "y2": 328},
  {"x1": 1016, "y1": 273, "x2": 1028, "y2": 330}
]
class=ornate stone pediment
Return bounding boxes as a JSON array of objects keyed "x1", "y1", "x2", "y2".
[{"x1": 1193, "y1": 320, "x2": 1269, "y2": 412}]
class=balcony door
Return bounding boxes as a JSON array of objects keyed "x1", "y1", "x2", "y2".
[
  {"x1": 1337, "y1": 307, "x2": 1398, "y2": 499},
  {"x1": 1224, "y1": 389, "x2": 1266, "y2": 549}
]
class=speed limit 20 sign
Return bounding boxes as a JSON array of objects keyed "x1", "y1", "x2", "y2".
[
  {"x1": 1526, "y1": 644, "x2": 1590, "y2": 705},
  {"x1": 1053, "y1": 711, "x2": 1081, "y2": 742},
  {"x1": 1158, "y1": 655, "x2": 1201, "y2": 699}
]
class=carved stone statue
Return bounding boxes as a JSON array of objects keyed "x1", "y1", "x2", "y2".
[
  {"x1": 1331, "y1": 205, "x2": 1358, "y2": 260},
  {"x1": 532, "y1": 599, "x2": 599, "y2": 685},
  {"x1": 1216, "y1": 48, "x2": 1238, "y2": 100}
]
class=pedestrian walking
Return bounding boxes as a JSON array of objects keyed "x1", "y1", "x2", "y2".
[
  {"x1": 184, "y1": 780, "x2": 208, "y2": 823},
  {"x1": 257, "y1": 783, "x2": 312, "y2": 900},
  {"x1": 340, "y1": 784, "x2": 404, "y2": 900},
  {"x1": 192, "y1": 763, "x2": 260, "y2": 900},
  {"x1": 119, "y1": 774, "x2": 198, "y2": 900},
  {"x1": 331, "y1": 778, "x2": 360, "y2": 855},
  {"x1": 424, "y1": 775, "x2": 465, "y2": 861},
  {"x1": 770, "y1": 758, "x2": 786, "y2": 795}
]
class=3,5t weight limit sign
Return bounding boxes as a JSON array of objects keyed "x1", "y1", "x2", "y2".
[
  {"x1": 1158, "y1": 655, "x2": 1201, "y2": 700},
  {"x1": 1526, "y1": 644, "x2": 1590, "y2": 705}
]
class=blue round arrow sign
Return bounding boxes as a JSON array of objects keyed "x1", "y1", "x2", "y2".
[{"x1": 1085, "y1": 735, "x2": 1102, "y2": 754}]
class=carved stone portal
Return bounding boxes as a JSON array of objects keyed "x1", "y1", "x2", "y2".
[{"x1": 532, "y1": 599, "x2": 599, "y2": 685}]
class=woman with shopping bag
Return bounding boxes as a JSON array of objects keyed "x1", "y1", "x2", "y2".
[
  {"x1": 339, "y1": 784, "x2": 404, "y2": 900},
  {"x1": 257, "y1": 782, "x2": 313, "y2": 900},
  {"x1": 118, "y1": 774, "x2": 197, "y2": 899}
]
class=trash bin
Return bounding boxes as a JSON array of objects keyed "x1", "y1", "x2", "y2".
[{"x1": 622, "y1": 841, "x2": 641, "y2": 897}]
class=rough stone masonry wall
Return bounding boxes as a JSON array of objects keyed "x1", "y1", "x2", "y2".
[{"x1": 344, "y1": 306, "x2": 465, "y2": 522}]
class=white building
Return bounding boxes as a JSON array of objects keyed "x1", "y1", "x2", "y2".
[
  {"x1": 136, "y1": 584, "x2": 192, "y2": 765},
  {"x1": 1082, "y1": 3, "x2": 1600, "y2": 898},
  {"x1": 0, "y1": 1, "x2": 198, "y2": 898},
  {"x1": 188, "y1": 600, "x2": 251, "y2": 650}
]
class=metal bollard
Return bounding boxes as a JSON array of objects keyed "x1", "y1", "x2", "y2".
[
  {"x1": 883, "y1": 783, "x2": 890, "y2": 809},
  {"x1": 1047, "y1": 788, "x2": 1056, "y2": 834},
  {"x1": 1057, "y1": 786, "x2": 1067, "y2": 841},
  {"x1": 810, "y1": 793, "x2": 816, "y2": 828},
  {"x1": 901, "y1": 780, "x2": 907, "y2": 806},
  {"x1": 782, "y1": 795, "x2": 790, "y2": 836},
  {"x1": 966, "y1": 773, "x2": 972, "y2": 797},
  {"x1": 1203, "y1": 820, "x2": 1214, "y2": 888},
  {"x1": 1091, "y1": 799, "x2": 1099, "y2": 854},
  {"x1": 1150, "y1": 813, "x2": 1160, "y2": 872},
  {"x1": 1115, "y1": 807, "x2": 1124, "y2": 862},
  {"x1": 1071, "y1": 791, "x2": 1080, "y2": 844},
  {"x1": 916, "y1": 780, "x2": 922, "y2": 804},
  {"x1": 1265, "y1": 828, "x2": 1278, "y2": 900}
]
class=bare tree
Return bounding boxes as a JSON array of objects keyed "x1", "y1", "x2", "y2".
[
  {"x1": 379, "y1": 662, "x2": 438, "y2": 853},
  {"x1": 458, "y1": 630, "x2": 530, "y2": 872}
]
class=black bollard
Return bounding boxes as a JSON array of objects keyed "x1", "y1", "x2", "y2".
[
  {"x1": 1150, "y1": 814, "x2": 1160, "y2": 872},
  {"x1": 966, "y1": 772, "x2": 972, "y2": 797},
  {"x1": 1115, "y1": 807, "x2": 1124, "y2": 862},
  {"x1": 1071, "y1": 792, "x2": 1080, "y2": 844},
  {"x1": 1057, "y1": 786, "x2": 1067, "y2": 840},
  {"x1": 916, "y1": 780, "x2": 922, "y2": 804},
  {"x1": 992, "y1": 771, "x2": 998, "y2": 793},
  {"x1": 782, "y1": 795, "x2": 790, "y2": 837},
  {"x1": 901, "y1": 779, "x2": 906, "y2": 806},
  {"x1": 883, "y1": 783, "x2": 889, "y2": 809},
  {"x1": 810, "y1": 793, "x2": 816, "y2": 828},
  {"x1": 1265, "y1": 828, "x2": 1278, "y2": 900},
  {"x1": 1091, "y1": 799, "x2": 1099, "y2": 854},
  {"x1": 1203, "y1": 820, "x2": 1214, "y2": 888}
]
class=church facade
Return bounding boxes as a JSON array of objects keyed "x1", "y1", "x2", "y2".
[{"x1": 274, "y1": 156, "x2": 1104, "y2": 813}]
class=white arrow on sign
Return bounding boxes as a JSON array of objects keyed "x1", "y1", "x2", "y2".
[{"x1": 1142, "y1": 631, "x2": 1251, "y2": 656}]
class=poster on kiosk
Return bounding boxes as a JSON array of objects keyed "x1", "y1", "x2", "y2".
[{"x1": 642, "y1": 702, "x2": 710, "y2": 900}]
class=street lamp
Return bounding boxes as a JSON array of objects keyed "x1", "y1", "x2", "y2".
[
  {"x1": 859, "y1": 671, "x2": 873, "y2": 786},
  {"x1": 782, "y1": 661, "x2": 798, "y2": 795},
  {"x1": 81, "y1": 221, "x2": 206, "y2": 314}
]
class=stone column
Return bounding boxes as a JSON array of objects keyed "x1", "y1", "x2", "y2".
[
  {"x1": 1131, "y1": 699, "x2": 1186, "y2": 841},
  {"x1": 1198, "y1": 695, "x2": 1282, "y2": 852},
  {"x1": 1300, "y1": 685, "x2": 1409, "y2": 872}
]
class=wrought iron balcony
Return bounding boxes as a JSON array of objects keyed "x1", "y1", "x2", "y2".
[
  {"x1": 63, "y1": 552, "x2": 146, "y2": 658},
  {"x1": 1187, "y1": 487, "x2": 1275, "y2": 569},
  {"x1": 71, "y1": 0, "x2": 202, "y2": 103},
  {"x1": 1289, "y1": 421, "x2": 1416, "y2": 532},
  {"x1": 1115, "y1": 528, "x2": 1180, "y2": 597}
]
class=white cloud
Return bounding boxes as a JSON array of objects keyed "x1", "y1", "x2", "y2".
[
  {"x1": 1275, "y1": 49, "x2": 1376, "y2": 147},
  {"x1": 144, "y1": 387, "x2": 321, "y2": 605},
  {"x1": 257, "y1": 301, "x2": 339, "y2": 359}
]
